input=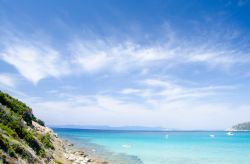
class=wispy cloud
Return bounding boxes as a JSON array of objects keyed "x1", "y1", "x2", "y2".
[
  {"x1": 0, "y1": 73, "x2": 17, "y2": 88},
  {"x1": 186, "y1": 49, "x2": 248, "y2": 69},
  {"x1": 69, "y1": 37, "x2": 249, "y2": 75},
  {"x1": 1, "y1": 24, "x2": 249, "y2": 84},
  {"x1": 1, "y1": 40, "x2": 71, "y2": 84},
  {"x1": 19, "y1": 75, "x2": 240, "y2": 130},
  {"x1": 121, "y1": 88, "x2": 142, "y2": 94},
  {"x1": 120, "y1": 78, "x2": 235, "y2": 103},
  {"x1": 27, "y1": 90, "x2": 250, "y2": 130}
]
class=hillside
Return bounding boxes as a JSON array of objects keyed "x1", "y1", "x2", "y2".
[
  {"x1": 0, "y1": 91, "x2": 104, "y2": 164},
  {"x1": 231, "y1": 122, "x2": 250, "y2": 131}
]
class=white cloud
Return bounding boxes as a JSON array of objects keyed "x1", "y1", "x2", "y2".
[
  {"x1": 18, "y1": 75, "x2": 240, "y2": 130},
  {"x1": 69, "y1": 40, "x2": 113, "y2": 72},
  {"x1": 120, "y1": 78, "x2": 234, "y2": 103},
  {"x1": 68, "y1": 39, "x2": 178, "y2": 74},
  {"x1": 1, "y1": 42, "x2": 71, "y2": 84},
  {"x1": 121, "y1": 88, "x2": 141, "y2": 94},
  {"x1": 143, "y1": 79, "x2": 176, "y2": 88},
  {"x1": 187, "y1": 50, "x2": 246, "y2": 69},
  {"x1": 68, "y1": 37, "x2": 249, "y2": 76},
  {"x1": 27, "y1": 92, "x2": 250, "y2": 130},
  {"x1": 1, "y1": 28, "x2": 249, "y2": 85},
  {"x1": 0, "y1": 74, "x2": 16, "y2": 87}
]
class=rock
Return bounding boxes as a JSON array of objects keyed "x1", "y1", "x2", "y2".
[
  {"x1": 84, "y1": 157, "x2": 89, "y2": 162},
  {"x1": 68, "y1": 154, "x2": 77, "y2": 161},
  {"x1": 80, "y1": 162, "x2": 87, "y2": 164},
  {"x1": 78, "y1": 157, "x2": 84, "y2": 160},
  {"x1": 68, "y1": 143, "x2": 74, "y2": 146}
]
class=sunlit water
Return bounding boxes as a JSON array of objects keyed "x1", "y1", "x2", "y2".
[{"x1": 53, "y1": 129, "x2": 250, "y2": 164}]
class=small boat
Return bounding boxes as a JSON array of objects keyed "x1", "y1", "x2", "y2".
[
  {"x1": 209, "y1": 134, "x2": 215, "y2": 138},
  {"x1": 227, "y1": 132, "x2": 234, "y2": 136}
]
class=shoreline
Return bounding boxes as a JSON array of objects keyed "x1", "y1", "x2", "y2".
[
  {"x1": 33, "y1": 121, "x2": 107, "y2": 164},
  {"x1": 62, "y1": 139, "x2": 107, "y2": 164}
]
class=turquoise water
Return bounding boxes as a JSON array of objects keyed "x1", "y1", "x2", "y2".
[{"x1": 53, "y1": 129, "x2": 250, "y2": 164}]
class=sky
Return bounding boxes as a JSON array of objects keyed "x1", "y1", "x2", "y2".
[{"x1": 0, "y1": 0, "x2": 250, "y2": 130}]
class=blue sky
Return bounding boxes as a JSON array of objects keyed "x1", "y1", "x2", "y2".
[{"x1": 0, "y1": 0, "x2": 250, "y2": 130}]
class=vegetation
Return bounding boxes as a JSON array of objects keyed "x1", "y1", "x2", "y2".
[
  {"x1": 38, "y1": 133, "x2": 54, "y2": 150},
  {"x1": 55, "y1": 160, "x2": 63, "y2": 164},
  {"x1": 0, "y1": 91, "x2": 54, "y2": 162},
  {"x1": 0, "y1": 123, "x2": 17, "y2": 138},
  {"x1": 232, "y1": 121, "x2": 250, "y2": 130},
  {"x1": 12, "y1": 143, "x2": 35, "y2": 162},
  {"x1": 37, "y1": 119, "x2": 45, "y2": 126},
  {"x1": 0, "y1": 134, "x2": 15, "y2": 157},
  {"x1": 0, "y1": 92, "x2": 34, "y2": 123}
]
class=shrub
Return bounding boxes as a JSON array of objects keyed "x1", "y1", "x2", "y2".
[
  {"x1": 12, "y1": 144, "x2": 35, "y2": 163},
  {"x1": 0, "y1": 134, "x2": 9, "y2": 153},
  {"x1": 0, "y1": 124, "x2": 17, "y2": 138},
  {"x1": 0, "y1": 91, "x2": 37, "y2": 123},
  {"x1": 7, "y1": 121, "x2": 26, "y2": 139},
  {"x1": 37, "y1": 119, "x2": 45, "y2": 126},
  {"x1": 0, "y1": 134, "x2": 16, "y2": 158},
  {"x1": 23, "y1": 111, "x2": 33, "y2": 126},
  {"x1": 24, "y1": 132, "x2": 43, "y2": 155},
  {"x1": 38, "y1": 133, "x2": 54, "y2": 150},
  {"x1": 37, "y1": 148, "x2": 45, "y2": 157}
]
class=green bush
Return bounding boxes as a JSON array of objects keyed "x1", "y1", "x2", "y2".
[
  {"x1": 12, "y1": 144, "x2": 35, "y2": 163},
  {"x1": 37, "y1": 148, "x2": 45, "y2": 157},
  {"x1": 38, "y1": 133, "x2": 54, "y2": 150},
  {"x1": 0, "y1": 134, "x2": 16, "y2": 158},
  {"x1": 24, "y1": 132, "x2": 43, "y2": 155},
  {"x1": 37, "y1": 119, "x2": 45, "y2": 126},
  {"x1": 0, "y1": 91, "x2": 37, "y2": 124},
  {"x1": 0, "y1": 134, "x2": 9, "y2": 153},
  {"x1": 0, "y1": 124, "x2": 17, "y2": 138},
  {"x1": 23, "y1": 111, "x2": 33, "y2": 126},
  {"x1": 7, "y1": 121, "x2": 26, "y2": 139}
]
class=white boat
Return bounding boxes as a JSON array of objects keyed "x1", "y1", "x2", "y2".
[
  {"x1": 209, "y1": 134, "x2": 215, "y2": 138},
  {"x1": 227, "y1": 132, "x2": 234, "y2": 136}
]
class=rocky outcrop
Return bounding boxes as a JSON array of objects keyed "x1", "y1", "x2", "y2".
[{"x1": 0, "y1": 91, "x2": 106, "y2": 164}]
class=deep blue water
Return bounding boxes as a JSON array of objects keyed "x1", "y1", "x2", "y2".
[{"x1": 53, "y1": 129, "x2": 250, "y2": 164}]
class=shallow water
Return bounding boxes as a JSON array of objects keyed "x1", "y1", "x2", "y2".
[{"x1": 53, "y1": 129, "x2": 250, "y2": 164}]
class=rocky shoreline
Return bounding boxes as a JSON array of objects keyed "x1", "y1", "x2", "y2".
[
  {"x1": 33, "y1": 121, "x2": 107, "y2": 164},
  {"x1": 63, "y1": 140, "x2": 107, "y2": 164}
]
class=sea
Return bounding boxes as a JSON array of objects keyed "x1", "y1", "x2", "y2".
[{"x1": 53, "y1": 129, "x2": 250, "y2": 164}]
